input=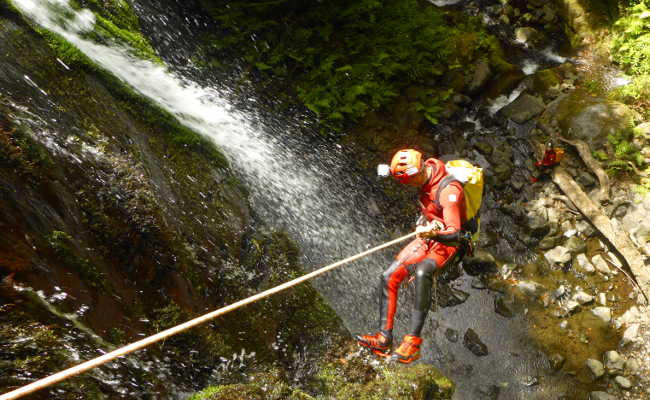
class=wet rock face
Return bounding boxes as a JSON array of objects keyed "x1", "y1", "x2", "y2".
[{"x1": 0, "y1": 12, "x2": 354, "y2": 398}]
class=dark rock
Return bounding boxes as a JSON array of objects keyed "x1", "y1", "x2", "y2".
[
  {"x1": 435, "y1": 285, "x2": 470, "y2": 308},
  {"x1": 499, "y1": 93, "x2": 545, "y2": 124},
  {"x1": 462, "y1": 250, "x2": 497, "y2": 276},
  {"x1": 527, "y1": 215, "x2": 551, "y2": 238},
  {"x1": 445, "y1": 328, "x2": 459, "y2": 343},
  {"x1": 464, "y1": 328, "x2": 489, "y2": 357},
  {"x1": 494, "y1": 297, "x2": 514, "y2": 318},
  {"x1": 538, "y1": 234, "x2": 561, "y2": 250}
]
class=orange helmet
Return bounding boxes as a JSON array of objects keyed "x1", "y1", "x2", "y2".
[{"x1": 390, "y1": 149, "x2": 423, "y2": 184}]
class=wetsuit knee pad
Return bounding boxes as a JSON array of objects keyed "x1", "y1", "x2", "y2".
[{"x1": 415, "y1": 259, "x2": 437, "y2": 278}]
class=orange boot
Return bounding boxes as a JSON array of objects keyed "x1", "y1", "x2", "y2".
[
  {"x1": 355, "y1": 331, "x2": 392, "y2": 357},
  {"x1": 392, "y1": 335, "x2": 422, "y2": 364}
]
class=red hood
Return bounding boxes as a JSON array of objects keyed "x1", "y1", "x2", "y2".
[{"x1": 422, "y1": 158, "x2": 447, "y2": 191}]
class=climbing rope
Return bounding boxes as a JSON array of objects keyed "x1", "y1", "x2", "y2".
[{"x1": 0, "y1": 231, "x2": 417, "y2": 400}]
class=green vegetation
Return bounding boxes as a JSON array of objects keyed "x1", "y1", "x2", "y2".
[
  {"x1": 200, "y1": 0, "x2": 509, "y2": 131},
  {"x1": 591, "y1": 126, "x2": 646, "y2": 175},
  {"x1": 609, "y1": 2, "x2": 650, "y2": 115},
  {"x1": 46, "y1": 230, "x2": 112, "y2": 292},
  {"x1": 66, "y1": 0, "x2": 160, "y2": 61}
]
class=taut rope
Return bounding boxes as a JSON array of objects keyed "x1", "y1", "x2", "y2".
[{"x1": 0, "y1": 231, "x2": 416, "y2": 400}]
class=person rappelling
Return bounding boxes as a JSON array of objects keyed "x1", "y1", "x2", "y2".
[{"x1": 356, "y1": 149, "x2": 484, "y2": 364}]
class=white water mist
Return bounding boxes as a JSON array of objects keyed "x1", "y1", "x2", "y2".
[{"x1": 12, "y1": 0, "x2": 390, "y2": 332}]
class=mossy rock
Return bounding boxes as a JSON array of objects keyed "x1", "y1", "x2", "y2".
[
  {"x1": 313, "y1": 358, "x2": 454, "y2": 400},
  {"x1": 555, "y1": 0, "x2": 613, "y2": 49},
  {"x1": 531, "y1": 68, "x2": 562, "y2": 94},
  {"x1": 543, "y1": 90, "x2": 641, "y2": 147}
]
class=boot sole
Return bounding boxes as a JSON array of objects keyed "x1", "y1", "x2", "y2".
[
  {"x1": 393, "y1": 352, "x2": 420, "y2": 364},
  {"x1": 355, "y1": 338, "x2": 391, "y2": 357}
]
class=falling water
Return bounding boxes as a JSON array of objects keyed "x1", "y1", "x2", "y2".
[{"x1": 11, "y1": 0, "x2": 389, "y2": 334}]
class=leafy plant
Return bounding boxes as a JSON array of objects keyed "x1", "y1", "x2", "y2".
[
  {"x1": 200, "y1": 0, "x2": 502, "y2": 131},
  {"x1": 603, "y1": 126, "x2": 646, "y2": 175}
]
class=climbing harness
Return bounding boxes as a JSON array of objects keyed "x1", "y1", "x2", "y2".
[{"x1": 0, "y1": 231, "x2": 416, "y2": 400}]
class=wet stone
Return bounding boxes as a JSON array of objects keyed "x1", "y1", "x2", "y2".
[
  {"x1": 538, "y1": 235, "x2": 561, "y2": 250},
  {"x1": 586, "y1": 359, "x2": 605, "y2": 379},
  {"x1": 564, "y1": 300, "x2": 580, "y2": 313},
  {"x1": 573, "y1": 291, "x2": 594, "y2": 305},
  {"x1": 552, "y1": 285, "x2": 568, "y2": 300},
  {"x1": 592, "y1": 254, "x2": 612, "y2": 275},
  {"x1": 544, "y1": 246, "x2": 571, "y2": 265},
  {"x1": 494, "y1": 297, "x2": 514, "y2": 318},
  {"x1": 592, "y1": 307, "x2": 612, "y2": 324},
  {"x1": 621, "y1": 324, "x2": 640, "y2": 346},
  {"x1": 604, "y1": 351, "x2": 625, "y2": 374},
  {"x1": 614, "y1": 375, "x2": 632, "y2": 389},
  {"x1": 574, "y1": 253, "x2": 595, "y2": 274},
  {"x1": 565, "y1": 236, "x2": 587, "y2": 254},
  {"x1": 517, "y1": 280, "x2": 545, "y2": 297},
  {"x1": 445, "y1": 328, "x2": 459, "y2": 343},
  {"x1": 462, "y1": 250, "x2": 497, "y2": 276},
  {"x1": 463, "y1": 328, "x2": 489, "y2": 357}
]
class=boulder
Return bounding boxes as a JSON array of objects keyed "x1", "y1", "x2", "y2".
[
  {"x1": 499, "y1": 93, "x2": 545, "y2": 124},
  {"x1": 543, "y1": 92, "x2": 641, "y2": 148}
]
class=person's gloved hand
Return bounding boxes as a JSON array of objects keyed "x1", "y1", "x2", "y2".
[{"x1": 415, "y1": 220, "x2": 443, "y2": 239}]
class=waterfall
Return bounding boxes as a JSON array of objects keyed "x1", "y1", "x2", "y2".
[{"x1": 11, "y1": 0, "x2": 389, "y2": 333}]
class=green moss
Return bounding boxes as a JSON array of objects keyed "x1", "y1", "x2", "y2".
[
  {"x1": 189, "y1": 370, "x2": 315, "y2": 400},
  {"x1": 533, "y1": 69, "x2": 562, "y2": 93},
  {"x1": 312, "y1": 357, "x2": 454, "y2": 399},
  {"x1": 46, "y1": 230, "x2": 112, "y2": 292}
]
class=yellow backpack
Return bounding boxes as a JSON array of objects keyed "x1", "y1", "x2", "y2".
[{"x1": 433, "y1": 159, "x2": 485, "y2": 243}]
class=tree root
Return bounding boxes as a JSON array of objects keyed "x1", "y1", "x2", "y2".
[{"x1": 556, "y1": 136, "x2": 610, "y2": 204}]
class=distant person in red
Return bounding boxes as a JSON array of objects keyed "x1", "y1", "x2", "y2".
[{"x1": 531, "y1": 142, "x2": 564, "y2": 182}]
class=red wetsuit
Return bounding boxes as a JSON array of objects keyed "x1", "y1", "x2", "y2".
[{"x1": 379, "y1": 158, "x2": 466, "y2": 336}]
